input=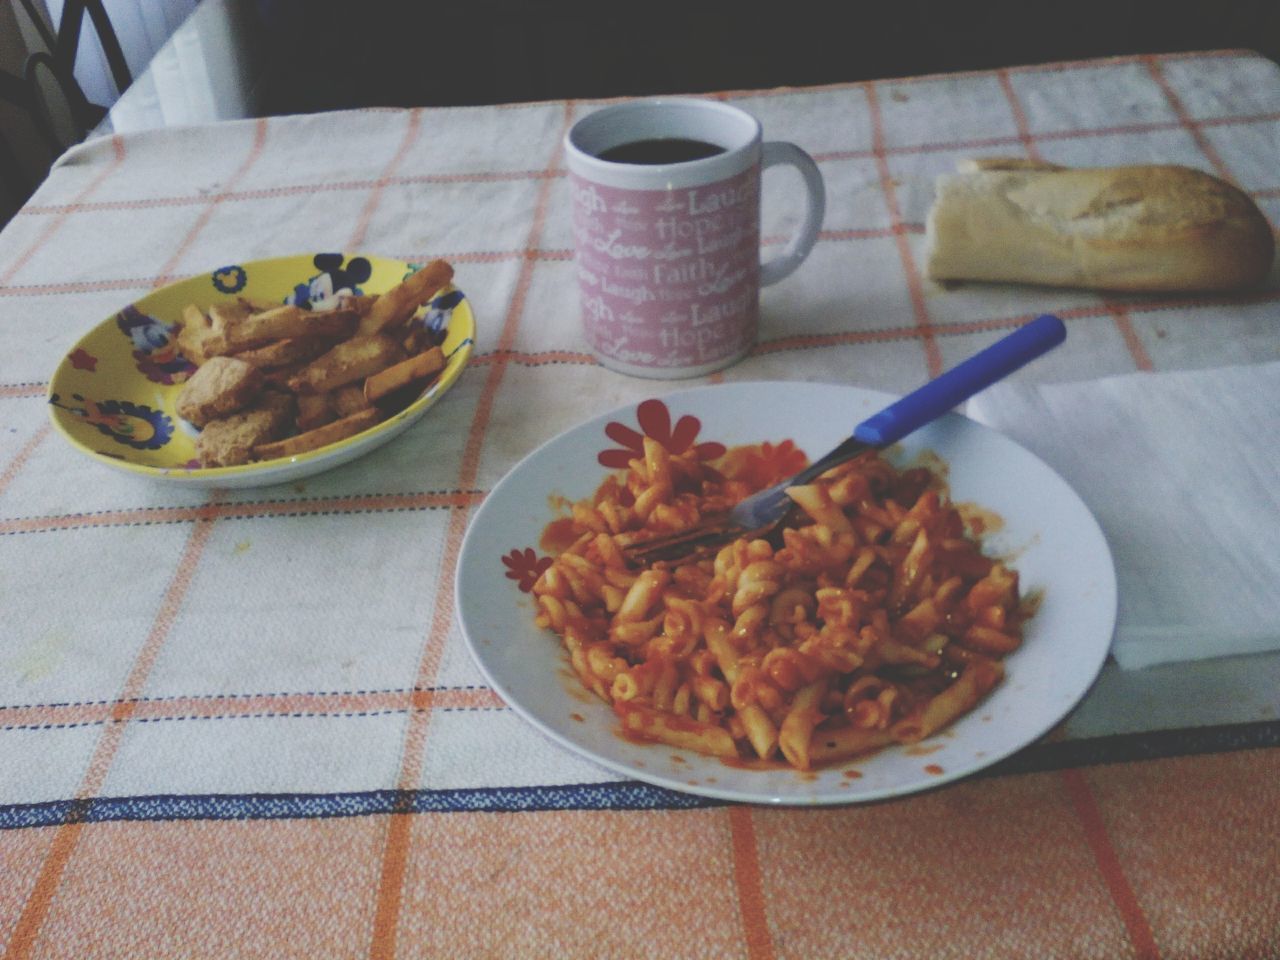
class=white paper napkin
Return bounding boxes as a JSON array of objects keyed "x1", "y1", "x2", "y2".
[{"x1": 966, "y1": 361, "x2": 1280, "y2": 669}]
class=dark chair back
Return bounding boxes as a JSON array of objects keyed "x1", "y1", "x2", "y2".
[{"x1": 1, "y1": 0, "x2": 131, "y2": 222}]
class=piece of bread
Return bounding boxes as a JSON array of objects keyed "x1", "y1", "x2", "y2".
[
  {"x1": 194, "y1": 392, "x2": 296, "y2": 467},
  {"x1": 924, "y1": 159, "x2": 1275, "y2": 292},
  {"x1": 177, "y1": 302, "x2": 245, "y2": 366},
  {"x1": 175, "y1": 355, "x2": 264, "y2": 427}
]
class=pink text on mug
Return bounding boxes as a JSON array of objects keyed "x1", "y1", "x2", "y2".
[{"x1": 565, "y1": 99, "x2": 825, "y2": 379}]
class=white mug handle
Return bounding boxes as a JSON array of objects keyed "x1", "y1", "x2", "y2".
[{"x1": 759, "y1": 141, "x2": 825, "y2": 286}]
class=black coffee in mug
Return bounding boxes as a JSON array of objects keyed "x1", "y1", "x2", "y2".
[{"x1": 596, "y1": 137, "x2": 726, "y2": 165}]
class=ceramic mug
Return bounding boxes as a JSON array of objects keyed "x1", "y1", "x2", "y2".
[{"x1": 564, "y1": 98, "x2": 825, "y2": 378}]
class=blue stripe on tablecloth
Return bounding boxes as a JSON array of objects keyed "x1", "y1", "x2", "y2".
[
  {"x1": 2, "y1": 720, "x2": 1277, "y2": 829},
  {"x1": 0, "y1": 782, "x2": 714, "y2": 829}
]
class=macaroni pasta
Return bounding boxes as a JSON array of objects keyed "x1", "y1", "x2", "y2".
[{"x1": 531, "y1": 436, "x2": 1030, "y2": 771}]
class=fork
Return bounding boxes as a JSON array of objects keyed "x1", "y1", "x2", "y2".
[{"x1": 621, "y1": 313, "x2": 1067, "y2": 567}]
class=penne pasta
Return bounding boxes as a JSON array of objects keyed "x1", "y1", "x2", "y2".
[
  {"x1": 615, "y1": 702, "x2": 739, "y2": 758},
  {"x1": 891, "y1": 659, "x2": 1005, "y2": 743},
  {"x1": 528, "y1": 440, "x2": 1032, "y2": 772},
  {"x1": 778, "y1": 680, "x2": 827, "y2": 770}
]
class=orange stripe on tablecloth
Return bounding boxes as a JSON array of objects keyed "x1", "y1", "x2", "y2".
[
  {"x1": 365, "y1": 515, "x2": 467, "y2": 957},
  {"x1": 0, "y1": 136, "x2": 125, "y2": 286},
  {"x1": 0, "y1": 490, "x2": 483, "y2": 536},
  {"x1": 864, "y1": 82, "x2": 942, "y2": 378},
  {"x1": 997, "y1": 68, "x2": 1038, "y2": 157},
  {"x1": 14, "y1": 168, "x2": 562, "y2": 217},
  {"x1": 816, "y1": 110, "x2": 1280, "y2": 164},
  {"x1": 0, "y1": 685, "x2": 505, "y2": 731},
  {"x1": 369, "y1": 812, "x2": 415, "y2": 960},
  {"x1": 751, "y1": 314, "x2": 1057, "y2": 357},
  {"x1": 1004, "y1": 47, "x2": 1252, "y2": 78},
  {"x1": 0, "y1": 424, "x2": 49, "y2": 498},
  {"x1": 209, "y1": 490, "x2": 483, "y2": 518},
  {"x1": 1200, "y1": 110, "x2": 1280, "y2": 130},
  {"x1": 349, "y1": 109, "x2": 424, "y2": 250},
  {"x1": 155, "y1": 118, "x2": 270, "y2": 280},
  {"x1": 1142, "y1": 55, "x2": 1280, "y2": 233},
  {"x1": 0, "y1": 251, "x2": 552, "y2": 298},
  {"x1": 470, "y1": 348, "x2": 596, "y2": 368},
  {"x1": 396, "y1": 98, "x2": 574, "y2": 783},
  {"x1": 1142, "y1": 54, "x2": 1234, "y2": 182},
  {"x1": 2, "y1": 516, "x2": 216, "y2": 960},
  {"x1": 2, "y1": 819, "x2": 88, "y2": 960},
  {"x1": 1061, "y1": 769, "x2": 1162, "y2": 960},
  {"x1": 822, "y1": 224, "x2": 924, "y2": 240},
  {"x1": 0, "y1": 383, "x2": 47, "y2": 397},
  {"x1": 470, "y1": 248, "x2": 576, "y2": 263},
  {"x1": 393, "y1": 508, "x2": 470, "y2": 790},
  {"x1": 1110, "y1": 305, "x2": 1154, "y2": 371},
  {"x1": 759, "y1": 225, "x2": 923, "y2": 248},
  {"x1": 0, "y1": 276, "x2": 175, "y2": 297},
  {"x1": 82, "y1": 517, "x2": 218, "y2": 786},
  {"x1": 432, "y1": 249, "x2": 539, "y2": 265},
  {"x1": 989, "y1": 78, "x2": 1043, "y2": 167},
  {"x1": 368, "y1": 97, "x2": 576, "y2": 960},
  {"x1": 728, "y1": 806, "x2": 776, "y2": 960}
]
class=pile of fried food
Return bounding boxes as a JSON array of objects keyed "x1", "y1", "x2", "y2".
[{"x1": 173, "y1": 259, "x2": 454, "y2": 467}]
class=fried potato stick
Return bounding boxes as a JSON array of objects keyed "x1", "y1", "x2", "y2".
[
  {"x1": 288, "y1": 334, "x2": 405, "y2": 394},
  {"x1": 217, "y1": 305, "x2": 359, "y2": 355},
  {"x1": 252, "y1": 407, "x2": 383, "y2": 461},
  {"x1": 234, "y1": 336, "x2": 334, "y2": 370},
  {"x1": 363, "y1": 346, "x2": 444, "y2": 404},
  {"x1": 356, "y1": 259, "x2": 453, "y2": 337}
]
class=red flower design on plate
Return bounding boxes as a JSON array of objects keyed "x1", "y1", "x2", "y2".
[
  {"x1": 68, "y1": 348, "x2": 98, "y2": 372},
  {"x1": 502, "y1": 547, "x2": 552, "y2": 593},
  {"x1": 598, "y1": 398, "x2": 726, "y2": 469}
]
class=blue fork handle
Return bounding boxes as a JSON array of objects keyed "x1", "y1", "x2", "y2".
[{"x1": 853, "y1": 314, "x2": 1066, "y2": 446}]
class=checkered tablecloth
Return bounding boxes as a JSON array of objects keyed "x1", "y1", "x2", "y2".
[{"x1": 2, "y1": 49, "x2": 1278, "y2": 959}]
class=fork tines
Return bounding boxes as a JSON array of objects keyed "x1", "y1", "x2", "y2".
[{"x1": 619, "y1": 518, "x2": 758, "y2": 568}]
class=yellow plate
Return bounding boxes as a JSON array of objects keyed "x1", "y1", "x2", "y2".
[{"x1": 47, "y1": 253, "x2": 475, "y2": 488}]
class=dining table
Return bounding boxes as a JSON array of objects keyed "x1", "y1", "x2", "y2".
[{"x1": 1, "y1": 34, "x2": 1279, "y2": 960}]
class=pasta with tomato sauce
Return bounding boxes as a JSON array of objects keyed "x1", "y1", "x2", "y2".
[{"x1": 530, "y1": 436, "x2": 1031, "y2": 771}]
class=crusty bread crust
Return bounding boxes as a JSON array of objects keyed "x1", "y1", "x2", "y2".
[{"x1": 925, "y1": 161, "x2": 1275, "y2": 292}]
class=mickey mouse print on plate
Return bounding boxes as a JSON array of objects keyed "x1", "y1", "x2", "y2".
[{"x1": 47, "y1": 253, "x2": 475, "y2": 488}]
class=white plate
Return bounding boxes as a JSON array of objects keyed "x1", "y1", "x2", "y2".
[{"x1": 456, "y1": 382, "x2": 1117, "y2": 805}]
